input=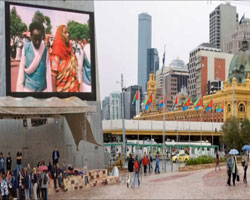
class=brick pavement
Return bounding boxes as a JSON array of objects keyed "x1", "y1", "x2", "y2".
[{"x1": 49, "y1": 166, "x2": 250, "y2": 199}]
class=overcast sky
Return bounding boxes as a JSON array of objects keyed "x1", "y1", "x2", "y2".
[{"x1": 94, "y1": 1, "x2": 250, "y2": 101}]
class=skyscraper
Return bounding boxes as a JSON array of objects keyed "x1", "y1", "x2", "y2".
[
  {"x1": 101, "y1": 96, "x2": 110, "y2": 120},
  {"x1": 138, "y1": 13, "x2": 152, "y2": 93},
  {"x1": 124, "y1": 85, "x2": 142, "y2": 119},
  {"x1": 147, "y1": 48, "x2": 159, "y2": 78},
  {"x1": 209, "y1": 3, "x2": 238, "y2": 51},
  {"x1": 109, "y1": 91, "x2": 121, "y2": 120}
]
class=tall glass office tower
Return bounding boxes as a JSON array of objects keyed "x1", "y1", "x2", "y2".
[{"x1": 138, "y1": 13, "x2": 152, "y2": 92}]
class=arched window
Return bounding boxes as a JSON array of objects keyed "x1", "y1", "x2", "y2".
[
  {"x1": 239, "y1": 103, "x2": 245, "y2": 112},
  {"x1": 227, "y1": 104, "x2": 231, "y2": 112}
]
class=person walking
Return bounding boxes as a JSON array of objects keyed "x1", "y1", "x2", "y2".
[
  {"x1": 132, "y1": 155, "x2": 140, "y2": 188},
  {"x1": 6, "y1": 153, "x2": 11, "y2": 172},
  {"x1": 232, "y1": 155, "x2": 238, "y2": 186},
  {"x1": 215, "y1": 149, "x2": 221, "y2": 171},
  {"x1": 127, "y1": 153, "x2": 134, "y2": 188},
  {"x1": 148, "y1": 152, "x2": 153, "y2": 174},
  {"x1": 142, "y1": 152, "x2": 148, "y2": 175},
  {"x1": 155, "y1": 154, "x2": 160, "y2": 174},
  {"x1": 226, "y1": 154, "x2": 232, "y2": 186},
  {"x1": 242, "y1": 150, "x2": 248, "y2": 183}
]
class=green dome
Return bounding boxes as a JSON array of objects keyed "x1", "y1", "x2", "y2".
[{"x1": 228, "y1": 40, "x2": 250, "y2": 83}]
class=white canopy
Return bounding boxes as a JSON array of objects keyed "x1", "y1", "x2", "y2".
[{"x1": 0, "y1": 96, "x2": 100, "y2": 147}]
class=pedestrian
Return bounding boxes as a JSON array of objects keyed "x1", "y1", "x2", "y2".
[
  {"x1": 6, "y1": 153, "x2": 11, "y2": 172},
  {"x1": 215, "y1": 149, "x2": 221, "y2": 171},
  {"x1": 0, "y1": 153, "x2": 5, "y2": 174},
  {"x1": 142, "y1": 152, "x2": 148, "y2": 175},
  {"x1": 242, "y1": 150, "x2": 248, "y2": 183},
  {"x1": 232, "y1": 155, "x2": 238, "y2": 186},
  {"x1": 148, "y1": 152, "x2": 153, "y2": 174},
  {"x1": 24, "y1": 168, "x2": 31, "y2": 200},
  {"x1": 32, "y1": 168, "x2": 38, "y2": 200},
  {"x1": 127, "y1": 153, "x2": 134, "y2": 188},
  {"x1": 16, "y1": 148, "x2": 23, "y2": 175},
  {"x1": 132, "y1": 155, "x2": 140, "y2": 188},
  {"x1": 1, "y1": 174, "x2": 9, "y2": 200},
  {"x1": 155, "y1": 154, "x2": 160, "y2": 174},
  {"x1": 41, "y1": 170, "x2": 49, "y2": 200},
  {"x1": 226, "y1": 154, "x2": 232, "y2": 186},
  {"x1": 52, "y1": 163, "x2": 61, "y2": 190},
  {"x1": 18, "y1": 169, "x2": 24, "y2": 200},
  {"x1": 52, "y1": 146, "x2": 60, "y2": 166}
]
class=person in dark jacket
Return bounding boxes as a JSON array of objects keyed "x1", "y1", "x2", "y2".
[
  {"x1": 24, "y1": 168, "x2": 31, "y2": 200},
  {"x1": 226, "y1": 154, "x2": 232, "y2": 186},
  {"x1": 6, "y1": 152, "x2": 12, "y2": 172},
  {"x1": 52, "y1": 146, "x2": 60, "y2": 166},
  {"x1": 127, "y1": 153, "x2": 134, "y2": 188}
]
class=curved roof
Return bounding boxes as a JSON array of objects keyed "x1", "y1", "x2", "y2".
[{"x1": 228, "y1": 40, "x2": 250, "y2": 83}]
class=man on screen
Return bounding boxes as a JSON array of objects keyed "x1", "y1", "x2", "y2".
[{"x1": 16, "y1": 22, "x2": 52, "y2": 92}]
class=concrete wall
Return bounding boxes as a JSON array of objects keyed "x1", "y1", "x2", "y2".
[{"x1": 0, "y1": 0, "x2": 104, "y2": 170}]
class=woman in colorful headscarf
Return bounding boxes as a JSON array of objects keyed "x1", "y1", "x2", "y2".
[{"x1": 50, "y1": 25, "x2": 79, "y2": 92}]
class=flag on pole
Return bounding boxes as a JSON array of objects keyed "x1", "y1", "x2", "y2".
[
  {"x1": 159, "y1": 98, "x2": 164, "y2": 108},
  {"x1": 216, "y1": 101, "x2": 224, "y2": 113},
  {"x1": 182, "y1": 96, "x2": 190, "y2": 111},
  {"x1": 194, "y1": 97, "x2": 202, "y2": 110},
  {"x1": 145, "y1": 93, "x2": 152, "y2": 110},
  {"x1": 174, "y1": 96, "x2": 178, "y2": 106},
  {"x1": 205, "y1": 99, "x2": 213, "y2": 112},
  {"x1": 131, "y1": 90, "x2": 139, "y2": 104}
]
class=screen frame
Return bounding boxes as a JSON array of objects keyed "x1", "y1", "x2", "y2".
[{"x1": 5, "y1": 1, "x2": 96, "y2": 101}]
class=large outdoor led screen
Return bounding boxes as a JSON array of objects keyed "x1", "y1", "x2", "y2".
[{"x1": 5, "y1": 2, "x2": 96, "y2": 100}]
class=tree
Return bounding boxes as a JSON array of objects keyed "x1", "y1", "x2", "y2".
[
  {"x1": 67, "y1": 20, "x2": 89, "y2": 41},
  {"x1": 221, "y1": 117, "x2": 242, "y2": 151},
  {"x1": 32, "y1": 10, "x2": 52, "y2": 34},
  {"x1": 10, "y1": 7, "x2": 27, "y2": 40},
  {"x1": 240, "y1": 118, "x2": 250, "y2": 145}
]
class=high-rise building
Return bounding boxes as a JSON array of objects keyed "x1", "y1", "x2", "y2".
[
  {"x1": 138, "y1": 13, "x2": 152, "y2": 92},
  {"x1": 188, "y1": 43, "x2": 233, "y2": 101},
  {"x1": 124, "y1": 85, "x2": 143, "y2": 119},
  {"x1": 147, "y1": 48, "x2": 159, "y2": 78},
  {"x1": 109, "y1": 91, "x2": 121, "y2": 120},
  {"x1": 102, "y1": 96, "x2": 110, "y2": 120},
  {"x1": 209, "y1": 3, "x2": 238, "y2": 51},
  {"x1": 156, "y1": 58, "x2": 189, "y2": 109},
  {"x1": 225, "y1": 16, "x2": 250, "y2": 54}
]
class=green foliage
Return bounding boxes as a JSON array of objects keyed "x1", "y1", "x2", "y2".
[
  {"x1": 10, "y1": 7, "x2": 27, "y2": 39},
  {"x1": 221, "y1": 116, "x2": 250, "y2": 151},
  {"x1": 67, "y1": 20, "x2": 89, "y2": 41},
  {"x1": 32, "y1": 11, "x2": 52, "y2": 34},
  {"x1": 186, "y1": 156, "x2": 214, "y2": 165}
]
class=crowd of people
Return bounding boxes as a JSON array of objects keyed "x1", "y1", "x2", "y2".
[
  {"x1": 0, "y1": 146, "x2": 81, "y2": 200},
  {"x1": 11, "y1": 21, "x2": 91, "y2": 93},
  {"x1": 127, "y1": 152, "x2": 160, "y2": 189}
]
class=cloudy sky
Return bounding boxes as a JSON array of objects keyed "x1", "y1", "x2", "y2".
[{"x1": 94, "y1": 1, "x2": 250, "y2": 101}]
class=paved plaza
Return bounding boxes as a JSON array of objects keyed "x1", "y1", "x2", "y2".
[{"x1": 49, "y1": 165, "x2": 250, "y2": 199}]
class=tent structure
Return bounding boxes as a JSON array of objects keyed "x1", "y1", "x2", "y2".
[{"x1": 0, "y1": 96, "x2": 100, "y2": 147}]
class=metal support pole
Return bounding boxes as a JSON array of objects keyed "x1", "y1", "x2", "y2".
[{"x1": 121, "y1": 74, "x2": 126, "y2": 169}]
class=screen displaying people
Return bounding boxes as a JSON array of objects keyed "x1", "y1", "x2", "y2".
[{"x1": 9, "y1": 4, "x2": 92, "y2": 93}]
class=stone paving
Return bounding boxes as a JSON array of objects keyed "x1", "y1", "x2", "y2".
[{"x1": 49, "y1": 165, "x2": 250, "y2": 199}]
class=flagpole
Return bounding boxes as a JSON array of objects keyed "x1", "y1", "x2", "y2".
[
  {"x1": 137, "y1": 120, "x2": 139, "y2": 154},
  {"x1": 162, "y1": 45, "x2": 167, "y2": 173},
  {"x1": 189, "y1": 108, "x2": 190, "y2": 145}
]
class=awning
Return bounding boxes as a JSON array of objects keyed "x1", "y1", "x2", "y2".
[
  {"x1": 0, "y1": 96, "x2": 100, "y2": 147},
  {"x1": 0, "y1": 96, "x2": 96, "y2": 115}
]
